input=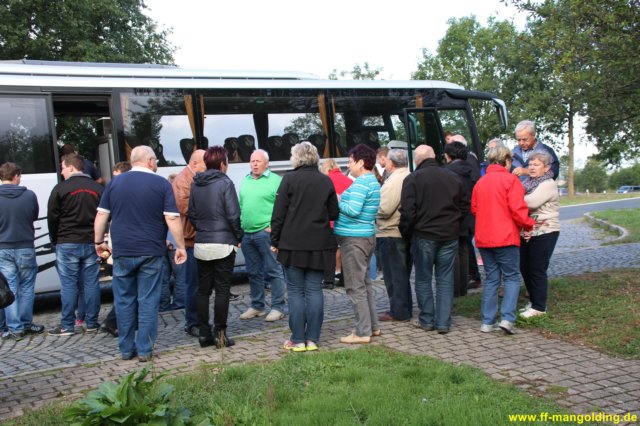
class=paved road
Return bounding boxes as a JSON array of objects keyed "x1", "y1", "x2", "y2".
[
  {"x1": 1, "y1": 217, "x2": 639, "y2": 420},
  {"x1": 560, "y1": 197, "x2": 640, "y2": 220}
]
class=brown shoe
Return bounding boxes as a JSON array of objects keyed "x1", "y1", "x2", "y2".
[
  {"x1": 371, "y1": 329, "x2": 382, "y2": 337},
  {"x1": 340, "y1": 333, "x2": 371, "y2": 344},
  {"x1": 378, "y1": 312, "x2": 409, "y2": 322}
]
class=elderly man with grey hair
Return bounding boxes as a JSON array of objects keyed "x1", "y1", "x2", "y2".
[
  {"x1": 512, "y1": 120, "x2": 559, "y2": 182},
  {"x1": 376, "y1": 147, "x2": 412, "y2": 322},
  {"x1": 399, "y1": 145, "x2": 467, "y2": 334},
  {"x1": 238, "y1": 149, "x2": 287, "y2": 322},
  {"x1": 94, "y1": 145, "x2": 187, "y2": 362}
]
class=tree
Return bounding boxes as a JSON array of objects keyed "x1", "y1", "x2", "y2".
[
  {"x1": 609, "y1": 163, "x2": 640, "y2": 189},
  {"x1": 0, "y1": 0, "x2": 174, "y2": 63},
  {"x1": 573, "y1": 158, "x2": 608, "y2": 192},
  {"x1": 0, "y1": 0, "x2": 175, "y2": 161},
  {"x1": 412, "y1": 16, "x2": 546, "y2": 146},
  {"x1": 329, "y1": 62, "x2": 383, "y2": 80}
]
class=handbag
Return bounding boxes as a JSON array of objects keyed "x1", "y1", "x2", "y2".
[{"x1": 0, "y1": 270, "x2": 15, "y2": 309}]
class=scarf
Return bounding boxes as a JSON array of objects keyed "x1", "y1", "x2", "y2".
[{"x1": 522, "y1": 170, "x2": 554, "y2": 194}]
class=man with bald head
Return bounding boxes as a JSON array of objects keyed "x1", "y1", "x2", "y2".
[
  {"x1": 172, "y1": 149, "x2": 206, "y2": 337},
  {"x1": 399, "y1": 144, "x2": 467, "y2": 334},
  {"x1": 94, "y1": 145, "x2": 187, "y2": 362}
]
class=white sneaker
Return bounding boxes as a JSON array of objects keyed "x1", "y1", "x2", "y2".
[
  {"x1": 265, "y1": 309, "x2": 285, "y2": 322},
  {"x1": 519, "y1": 307, "x2": 546, "y2": 319},
  {"x1": 480, "y1": 323, "x2": 499, "y2": 333},
  {"x1": 498, "y1": 320, "x2": 515, "y2": 335},
  {"x1": 519, "y1": 302, "x2": 532, "y2": 313},
  {"x1": 239, "y1": 307, "x2": 266, "y2": 320}
]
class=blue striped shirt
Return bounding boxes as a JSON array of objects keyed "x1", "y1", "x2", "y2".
[{"x1": 334, "y1": 173, "x2": 380, "y2": 237}]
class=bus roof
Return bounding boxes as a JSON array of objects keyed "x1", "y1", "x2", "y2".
[{"x1": 0, "y1": 60, "x2": 465, "y2": 91}]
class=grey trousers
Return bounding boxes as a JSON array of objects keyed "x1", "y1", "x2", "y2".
[{"x1": 338, "y1": 236, "x2": 379, "y2": 337}]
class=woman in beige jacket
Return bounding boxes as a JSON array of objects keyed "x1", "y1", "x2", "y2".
[{"x1": 519, "y1": 152, "x2": 560, "y2": 318}]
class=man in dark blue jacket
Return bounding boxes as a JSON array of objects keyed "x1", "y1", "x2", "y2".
[
  {"x1": 47, "y1": 154, "x2": 104, "y2": 336},
  {"x1": 0, "y1": 162, "x2": 44, "y2": 340}
]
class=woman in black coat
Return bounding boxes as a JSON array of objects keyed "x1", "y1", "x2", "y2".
[
  {"x1": 271, "y1": 142, "x2": 339, "y2": 351},
  {"x1": 188, "y1": 146, "x2": 243, "y2": 349}
]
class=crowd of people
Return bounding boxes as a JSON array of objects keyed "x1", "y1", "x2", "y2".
[{"x1": 0, "y1": 119, "x2": 560, "y2": 359}]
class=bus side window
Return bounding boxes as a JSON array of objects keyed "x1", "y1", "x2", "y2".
[
  {"x1": 224, "y1": 137, "x2": 242, "y2": 163},
  {"x1": 237, "y1": 135, "x2": 256, "y2": 162}
]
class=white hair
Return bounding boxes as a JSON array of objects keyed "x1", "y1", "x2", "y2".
[{"x1": 515, "y1": 120, "x2": 536, "y2": 137}]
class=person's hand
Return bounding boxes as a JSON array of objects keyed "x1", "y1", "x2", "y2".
[
  {"x1": 271, "y1": 246, "x2": 278, "y2": 254},
  {"x1": 174, "y1": 248, "x2": 187, "y2": 265},
  {"x1": 523, "y1": 231, "x2": 532, "y2": 242},
  {"x1": 512, "y1": 167, "x2": 527, "y2": 177},
  {"x1": 95, "y1": 242, "x2": 111, "y2": 258},
  {"x1": 265, "y1": 227, "x2": 271, "y2": 233}
]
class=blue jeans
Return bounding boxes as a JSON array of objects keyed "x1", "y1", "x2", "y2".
[
  {"x1": 284, "y1": 266, "x2": 324, "y2": 344},
  {"x1": 480, "y1": 246, "x2": 521, "y2": 324},
  {"x1": 0, "y1": 248, "x2": 37, "y2": 332},
  {"x1": 241, "y1": 230, "x2": 286, "y2": 312},
  {"x1": 412, "y1": 237, "x2": 457, "y2": 330},
  {"x1": 112, "y1": 256, "x2": 163, "y2": 357},
  {"x1": 174, "y1": 247, "x2": 197, "y2": 327},
  {"x1": 56, "y1": 243, "x2": 101, "y2": 330},
  {"x1": 379, "y1": 237, "x2": 413, "y2": 320}
]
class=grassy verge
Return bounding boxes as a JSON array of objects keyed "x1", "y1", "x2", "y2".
[
  {"x1": 558, "y1": 192, "x2": 639, "y2": 206},
  {"x1": 591, "y1": 209, "x2": 640, "y2": 243},
  {"x1": 10, "y1": 346, "x2": 571, "y2": 426},
  {"x1": 453, "y1": 270, "x2": 640, "y2": 359}
]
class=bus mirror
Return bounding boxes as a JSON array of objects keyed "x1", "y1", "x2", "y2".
[{"x1": 492, "y1": 98, "x2": 508, "y2": 131}]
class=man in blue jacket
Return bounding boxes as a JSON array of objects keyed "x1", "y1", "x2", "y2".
[
  {"x1": 511, "y1": 120, "x2": 559, "y2": 181},
  {"x1": 0, "y1": 162, "x2": 44, "y2": 340}
]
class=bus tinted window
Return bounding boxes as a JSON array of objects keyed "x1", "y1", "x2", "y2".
[
  {"x1": 0, "y1": 96, "x2": 56, "y2": 174},
  {"x1": 120, "y1": 91, "x2": 190, "y2": 166}
]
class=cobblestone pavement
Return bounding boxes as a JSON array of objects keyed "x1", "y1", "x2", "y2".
[{"x1": 1, "y1": 218, "x2": 639, "y2": 420}]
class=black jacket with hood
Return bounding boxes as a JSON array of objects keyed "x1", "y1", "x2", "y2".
[
  {"x1": 0, "y1": 184, "x2": 39, "y2": 249},
  {"x1": 188, "y1": 169, "x2": 243, "y2": 245},
  {"x1": 445, "y1": 159, "x2": 475, "y2": 237}
]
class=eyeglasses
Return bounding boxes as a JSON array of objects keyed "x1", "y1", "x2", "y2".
[{"x1": 149, "y1": 157, "x2": 158, "y2": 162}]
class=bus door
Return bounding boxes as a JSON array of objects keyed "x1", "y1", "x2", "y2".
[{"x1": 403, "y1": 108, "x2": 443, "y2": 171}]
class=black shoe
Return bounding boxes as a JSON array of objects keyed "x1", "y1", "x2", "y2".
[
  {"x1": 229, "y1": 292, "x2": 241, "y2": 302},
  {"x1": 122, "y1": 350, "x2": 137, "y2": 361},
  {"x1": 467, "y1": 279, "x2": 481, "y2": 289},
  {"x1": 334, "y1": 273, "x2": 344, "y2": 287},
  {"x1": 184, "y1": 325, "x2": 199, "y2": 337},
  {"x1": 100, "y1": 324, "x2": 118, "y2": 337},
  {"x1": 199, "y1": 335, "x2": 215, "y2": 348},
  {"x1": 437, "y1": 328, "x2": 450, "y2": 335},
  {"x1": 323, "y1": 280, "x2": 335, "y2": 290},
  {"x1": 24, "y1": 324, "x2": 45, "y2": 335},
  {"x1": 213, "y1": 330, "x2": 235, "y2": 348}
]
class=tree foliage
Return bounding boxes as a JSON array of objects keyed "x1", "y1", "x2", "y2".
[
  {"x1": 609, "y1": 164, "x2": 640, "y2": 189},
  {"x1": 412, "y1": 17, "x2": 541, "y2": 146},
  {"x1": 0, "y1": 0, "x2": 174, "y2": 63},
  {"x1": 573, "y1": 158, "x2": 608, "y2": 192},
  {"x1": 509, "y1": 0, "x2": 640, "y2": 166}
]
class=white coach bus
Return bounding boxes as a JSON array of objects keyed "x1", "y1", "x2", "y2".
[{"x1": 0, "y1": 60, "x2": 507, "y2": 293}]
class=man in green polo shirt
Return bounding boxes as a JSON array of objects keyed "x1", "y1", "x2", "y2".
[{"x1": 238, "y1": 149, "x2": 287, "y2": 322}]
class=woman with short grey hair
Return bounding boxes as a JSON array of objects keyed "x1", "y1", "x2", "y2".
[
  {"x1": 271, "y1": 142, "x2": 339, "y2": 351},
  {"x1": 519, "y1": 150, "x2": 559, "y2": 319}
]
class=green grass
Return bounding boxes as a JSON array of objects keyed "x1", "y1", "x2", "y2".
[
  {"x1": 10, "y1": 347, "x2": 571, "y2": 426},
  {"x1": 558, "y1": 192, "x2": 638, "y2": 206},
  {"x1": 453, "y1": 270, "x2": 640, "y2": 359},
  {"x1": 592, "y1": 208, "x2": 640, "y2": 243}
]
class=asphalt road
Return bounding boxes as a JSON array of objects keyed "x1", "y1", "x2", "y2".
[{"x1": 559, "y1": 196, "x2": 640, "y2": 220}]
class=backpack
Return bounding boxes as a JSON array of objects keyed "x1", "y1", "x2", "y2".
[{"x1": 0, "y1": 270, "x2": 15, "y2": 309}]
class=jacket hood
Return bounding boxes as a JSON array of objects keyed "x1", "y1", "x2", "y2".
[
  {"x1": 0, "y1": 184, "x2": 27, "y2": 199},
  {"x1": 193, "y1": 169, "x2": 226, "y2": 186},
  {"x1": 446, "y1": 160, "x2": 472, "y2": 178}
]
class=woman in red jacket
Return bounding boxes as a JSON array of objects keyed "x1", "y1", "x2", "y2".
[{"x1": 471, "y1": 145, "x2": 535, "y2": 335}]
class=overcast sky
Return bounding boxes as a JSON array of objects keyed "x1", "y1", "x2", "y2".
[{"x1": 143, "y1": 0, "x2": 597, "y2": 166}]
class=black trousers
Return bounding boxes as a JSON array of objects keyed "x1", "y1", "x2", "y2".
[
  {"x1": 196, "y1": 251, "x2": 236, "y2": 338},
  {"x1": 519, "y1": 232, "x2": 559, "y2": 312},
  {"x1": 454, "y1": 237, "x2": 469, "y2": 297}
]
